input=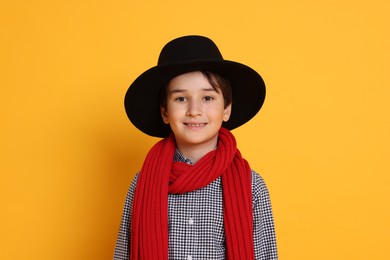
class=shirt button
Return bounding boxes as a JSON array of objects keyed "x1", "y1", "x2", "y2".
[
  {"x1": 187, "y1": 256, "x2": 193, "y2": 260},
  {"x1": 188, "y1": 218, "x2": 194, "y2": 225}
]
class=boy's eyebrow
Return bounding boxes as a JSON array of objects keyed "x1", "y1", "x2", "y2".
[{"x1": 169, "y1": 87, "x2": 216, "y2": 94}]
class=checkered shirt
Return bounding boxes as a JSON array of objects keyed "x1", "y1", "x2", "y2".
[{"x1": 114, "y1": 149, "x2": 278, "y2": 259}]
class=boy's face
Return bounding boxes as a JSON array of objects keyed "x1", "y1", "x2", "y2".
[{"x1": 161, "y1": 71, "x2": 231, "y2": 153}]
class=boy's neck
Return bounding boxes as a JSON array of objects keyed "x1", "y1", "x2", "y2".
[{"x1": 176, "y1": 142, "x2": 217, "y2": 164}]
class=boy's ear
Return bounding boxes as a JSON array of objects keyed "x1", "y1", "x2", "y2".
[
  {"x1": 223, "y1": 104, "x2": 232, "y2": 122},
  {"x1": 160, "y1": 107, "x2": 169, "y2": 124}
]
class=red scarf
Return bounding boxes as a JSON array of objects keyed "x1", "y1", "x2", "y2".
[{"x1": 130, "y1": 127, "x2": 254, "y2": 259}]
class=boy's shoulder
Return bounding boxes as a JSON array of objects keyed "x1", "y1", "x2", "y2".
[
  {"x1": 251, "y1": 170, "x2": 271, "y2": 203},
  {"x1": 251, "y1": 170, "x2": 265, "y2": 185}
]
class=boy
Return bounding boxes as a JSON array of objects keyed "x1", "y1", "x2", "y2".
[{"x1": 114, "y1": 35, "x2": 277, "y2": 259}]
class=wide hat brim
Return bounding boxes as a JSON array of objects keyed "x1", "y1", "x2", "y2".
[{"x1": 125, "y1": 36, "x2": 266, "y2": 138}]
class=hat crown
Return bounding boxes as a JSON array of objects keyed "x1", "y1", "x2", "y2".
[{"x1": 158, "y1": 35, "x2": 223, "y2": 66}]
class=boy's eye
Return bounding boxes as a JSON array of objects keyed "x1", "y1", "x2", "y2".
[
  {"x1": 175, "y1": 97, "x2": 187, "y2": 102},
  {"x1": 203, "y1": 96, "x2": 214, "y2": 101}
]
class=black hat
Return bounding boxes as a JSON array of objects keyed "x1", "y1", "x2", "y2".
[{"x1": 124, "y1": 35, "x2": 266, "y2": 137}]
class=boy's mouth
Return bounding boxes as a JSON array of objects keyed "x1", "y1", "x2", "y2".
[{"x1": 184, "y1": 123, "x2": 206, "y2": 127}]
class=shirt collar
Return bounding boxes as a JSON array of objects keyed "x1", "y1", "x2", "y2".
[{"x1": 173, "y1": 148, "x2": 193, "y2": 165}]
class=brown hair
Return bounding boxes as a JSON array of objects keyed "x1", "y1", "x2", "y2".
[{"x1": 160, "y1": 71, "x2": 232, "y2": 110}]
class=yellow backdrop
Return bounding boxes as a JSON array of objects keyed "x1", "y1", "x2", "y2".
[{"x1": 1, "y1": 0, "x2": 389, "y2": 259}]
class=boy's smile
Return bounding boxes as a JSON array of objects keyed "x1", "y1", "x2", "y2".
[{"x1": 161, "y1": 71, "x2": 231, "y2": 162}]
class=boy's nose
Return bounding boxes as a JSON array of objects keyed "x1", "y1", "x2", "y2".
[{"x1": 186, "y1": 100, "x2": 202, "y2": 116}]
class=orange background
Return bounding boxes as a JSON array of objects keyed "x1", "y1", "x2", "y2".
[{"x1": 1, "y1": 0, "x2": 389, "y2": 259}]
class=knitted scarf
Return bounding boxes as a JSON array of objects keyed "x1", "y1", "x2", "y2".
[{"x1": 130, "y1": 127, "x2": 254, "y2": 259}]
